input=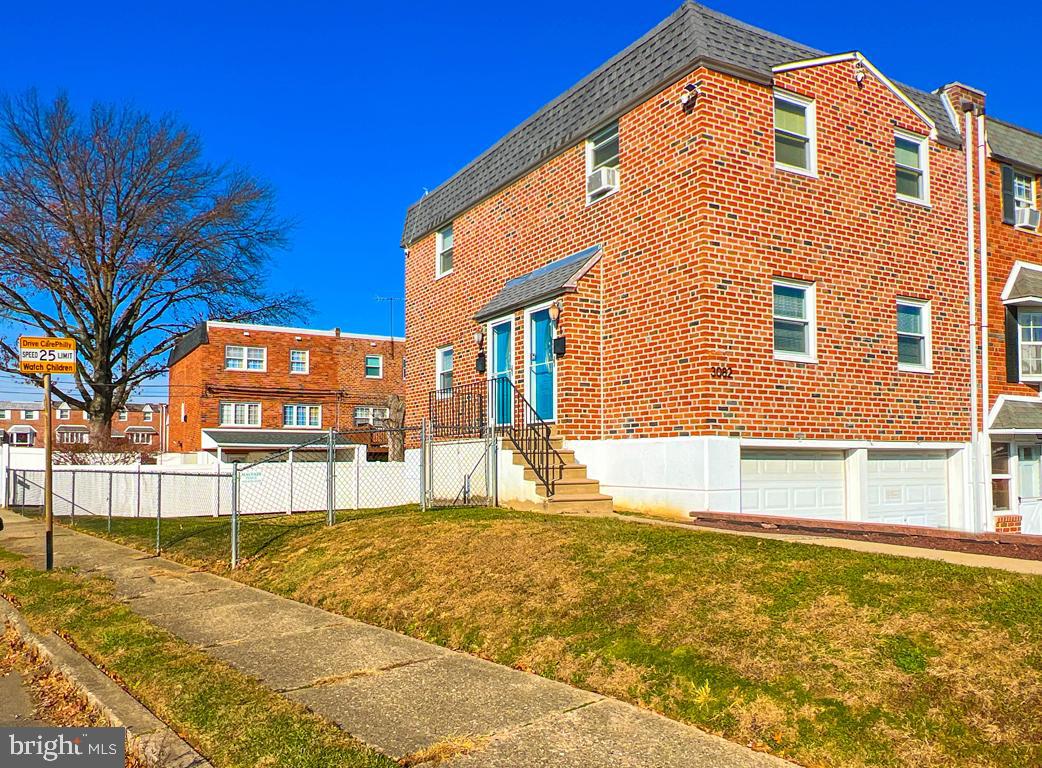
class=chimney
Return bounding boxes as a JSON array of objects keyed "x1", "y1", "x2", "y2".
[{"x1": 940, "y1": 82, "x2": 986, "y2": 123}]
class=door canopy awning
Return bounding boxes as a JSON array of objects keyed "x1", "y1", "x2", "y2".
[
  {"x1": 990, "y1": 397, "x2": 1042, "y2": 433},
  {"x1": 473, "y1": 245, "x2": 601, "y2": 323}
]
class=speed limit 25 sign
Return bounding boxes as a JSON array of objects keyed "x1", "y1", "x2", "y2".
[{"x1": 19, "y1": 336, "x2": 77, "y2": 374}]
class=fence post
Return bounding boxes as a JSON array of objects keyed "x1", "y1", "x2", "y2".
[
  {"x1": 136, "y1": 463, "x2": 142, "y2": 518},
  {"x1": 326, "y1": 428, "x2": 335, "y2": 526},
  {"x1": 214, "y1": 462, "x2": 221, "y2": 517},
  {"x1": 156, "y1": 473, "x2": 163, "y2": 555},
  {"x1": 231, "y1": 464, "x2": 239, "y2": 568},
  {"x1": 420, "y1": 420, "x2": 427, "y2": 512},
  {"x1": 288, "y1": 450, "x2": 294, "y2": 515},
  {"x1": 70, "y1": 470, "x2": 76, "y2": 525},
  {"x1": 107, "y1": 471, "x2": 113, "y2": 532}
]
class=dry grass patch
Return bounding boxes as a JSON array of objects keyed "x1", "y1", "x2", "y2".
[{"x1": 398, "y1": 735, "x2": 488, "y2": 766}]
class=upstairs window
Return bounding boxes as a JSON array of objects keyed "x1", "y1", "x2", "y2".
[
  {"x1": 772, "y1": 278, "x2": 816, "y2": 362},
  {"x1": 586, "y1": 121, "x2": 620, "y2": 202},
  {"x1": 0, "y1": 409, "x2": 6, "y2": 419},
  {"x1": 1019, "y1": 311, "x2": 1042, "y2": 380},
  {"x1": 895, "y1": 131, "x2": 929, "y2": 204},
  {"x1": 365, "y1": 354, "x2": 383, "y2": 378},
  {"x1": 1002, "y1": 166, "x2": 1039, "y2": 228},
  {"x1": 436, "y1": 224, "x2": 454, "y2": 277},
  {"x1": 774, "y1": 91, "x2": 816, "y2": 175},
  {"x1": 290, "y1": 349, "x2": 309, "y2": 374},
  {"x1": 282, "y1": 404, "x2": 321, "y2": 428},
  {"x1": 22, "y1": 410, "x2": 37, "y2": 420},
  {"x1": 436, "y1": 346, "x2": 454, "y2": 392},
  {"x1": 56, "y1": 408, "x2": 70, "y2": 420},
  {"x1": 1014, "y1": 171, "x2": 1036, "y2": 211},
  {"x1": 896, "y1": 299, "x2": 931, "y2": 372},
  {"x1": 225, "y1": 345, "x2": 266, "y2": 371},
  {"x1": 119, "y1": 409, "x2": 129, "y2": 421},
  {"x1": 143, "y1": 410, "x2": 153, "y2": 422}
]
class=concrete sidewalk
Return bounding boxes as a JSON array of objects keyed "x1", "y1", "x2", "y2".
[{"x1": 0, "y1": 511, "x2": 789, "y2": 768}]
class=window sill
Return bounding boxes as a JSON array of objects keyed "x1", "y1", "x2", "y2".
[
  {"x1": 1020, "y1": 375, "x2": 1042, "y2": 384},
  {"x1": 282, "y1": 425, "x2": 321, "y2": 430},
  {"x1": 224, "y1": 368, "x2": 267, "y2": 373},
  {"x1": 898, "y1": 365, "x2": 933, "y2": 374},
  {"x1": 774, "y1": 352, "x2": 818, "y2": 364},
  {"x1": 365, "y1": 375, "x2": 384, "y2": 380},
  {"x1": 775, "y1": 163, "x2": 818, "y2": 180},
  {"x1": 896, "y1": 194, "x2": 931, "y2": 209},
  {"x1": 1012, "y1": 224, "x2": 1042, "y2": 236},
  {"x1": 290, "y1": 371, "x2": 309, "y2": 375},
  {"x1": 586, "y1": 186, "x2": 620, "y2": 206},
  {"x1": 435, "y1": 269, "x2": 454, "y2": 280},
  {"x1": 218, "y1": 425, "x2": 262, "y2": 429}
]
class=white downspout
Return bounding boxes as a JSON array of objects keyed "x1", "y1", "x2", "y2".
[
  {"x1": 977, "y1": 110, "x2": 992, "y2": 532},
  {"x1": 964, "y1": 106, "x2": 980, "y2": 531}
]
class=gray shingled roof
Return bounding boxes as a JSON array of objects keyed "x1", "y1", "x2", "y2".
[
  {"x1": 474, "y1": 246, "x2": 602, "y2": 322},
  {"x1": 989, "y1": 118, "x2": 1042, "y2": 173},
  {"x1": 1004, "y1": 267, "x2": 1042, "y2": 303},
  {"x1": 167, "y1": 322, "x2": 208, "y2": 367},
  {"x1": 991, "y1": 399, "x2": 1042, "y2": 431},
  {"x1": 202, "y1": 429, "x2": 360, "y2": 448},
  {"x1": 401, "y1": 1, "x2": 962, "y2": 246}
]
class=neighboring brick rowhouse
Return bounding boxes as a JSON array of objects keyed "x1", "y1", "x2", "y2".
[
  {"x1": 405, "y1": 59, "x2": 971, "y2": 445},
  {"x1": 0, "y1": 401, "x2": 165, "y2": 448},
  {"x1": 167, "y1": 322, "x2": 405, "y2": 453}
]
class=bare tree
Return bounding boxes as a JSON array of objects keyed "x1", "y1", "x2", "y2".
[
  {"x1": 0, "y1": 92, "x2": 303, "y2": 441},
  {"x1": 385, "y1": 393, "x2": 405, "y2": 461}
]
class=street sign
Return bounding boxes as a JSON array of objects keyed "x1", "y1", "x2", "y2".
[{"x1": 18, "y1": 336, "x2": 77, "y2": 374}]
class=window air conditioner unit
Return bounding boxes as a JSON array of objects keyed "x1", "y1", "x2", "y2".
[
  {"x1": 586, "y1": 166, "x2": 618, "y2": 198},
  {"x1": 1016, "y1": 206, "x2": 1041, "y2": 230}
]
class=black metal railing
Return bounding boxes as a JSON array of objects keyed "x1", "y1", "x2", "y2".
[{"x1": 428, "y1": 377, "x2": 565, "y2": 496}]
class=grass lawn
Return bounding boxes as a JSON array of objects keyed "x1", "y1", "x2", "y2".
[
  {"x1": 51, "y1": 506, "x2": 1042, "y2": 768},
  {"x1": 0, "y1": 547, "x2": 394, "y2": 768}
]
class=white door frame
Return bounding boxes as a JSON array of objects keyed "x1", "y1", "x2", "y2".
[
  {"x1": 487, "y1": 314, "x2": 515, "y2": 426},
  {"x1": 523, "y1": 300, "x2": 558, "y2": 423}
]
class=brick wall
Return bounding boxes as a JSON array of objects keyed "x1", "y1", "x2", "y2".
[
  {"x1": 167, "y1": 324, "x2": 405, "y2": 453},
  {"x1": 405, "y1": 60, "x2": 972, "y2": 443},
  {"x1": 995, "y1": 514, "x2": 1023, "y2": 533}
]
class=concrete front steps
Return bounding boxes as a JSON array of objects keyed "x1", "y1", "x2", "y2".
[{"x1": 505, "y1": 429, "x2": 613, "y2": 514}]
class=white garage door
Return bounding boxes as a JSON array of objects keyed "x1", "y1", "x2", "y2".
[
  {"x1": 741, "y1": 450, "x2": 845, "y2": 520},
  {"x1": 866, "y1": 451, "x2": 948, "y2": 528}
]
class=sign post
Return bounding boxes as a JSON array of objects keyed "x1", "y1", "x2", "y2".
[{"x1": 19, "y1": 336, "x2": 77, "y2": 571}]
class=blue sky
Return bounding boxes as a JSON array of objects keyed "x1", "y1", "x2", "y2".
[{"x1": 0, "y1": 0, "x2": 1038, "y2": 402}]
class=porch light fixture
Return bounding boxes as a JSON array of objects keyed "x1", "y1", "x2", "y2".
[
  {"x1": 474, "y1": 329, "x2": 486, "y2": 373},
  {"x1": 549, "y1": 301, "x2": 566, "y2": 358}
]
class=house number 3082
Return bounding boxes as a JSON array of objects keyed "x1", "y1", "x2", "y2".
[{"x1": 710, "y1": 365, "x2": 733, "y2": 379}]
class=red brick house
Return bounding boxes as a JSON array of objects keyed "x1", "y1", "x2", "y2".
[
  {"x1": 166, "y1": 321, "x2": 405, "y2": 461},
  {"x1": 402, "y1": 2, "x2": 1042, "y2": 532},
  {"x1": 0, "y1": 400, "x2": 166, "y2": 449}
]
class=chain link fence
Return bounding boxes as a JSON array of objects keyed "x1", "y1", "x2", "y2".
[{"x1": 6, "y1": 424, "x2": 498, "y2": 567}]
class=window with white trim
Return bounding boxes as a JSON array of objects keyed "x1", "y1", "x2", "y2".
[
  {"x1": 435, "y1": 346, "x2": 454, "y2": 391},
  {"x1": 772, "y1": 279, "x2": 816, "y2": 361},
  {"x1": 12, "y1": 430, "x2": 35, "y2": 446},
  {"x1": 365, "y1": 354, "x2": 383, "y2": 378},
  {"x1": 895, "y1": 131, "x2": 929, "y2": 204},
  {"x1": 992, "y1": 443, "x2": 1011, "y2": 512},
  {"x1": 896, "y1": 299, "x2": 931, "y2": 372},
  {"x1": 219, "y1": 401, "x2": 261, "y2": 427},
  {"x1": 22, "y1": 410, "x2": 37, "y2": 420},
  {"x1": 290, "y1": 349, "x2": 309, "y2": 374},
  {"x1": 774, "y1": 91, "x2": 816, "y2": 175},
  {"x1": 585, "y1": 121, "x2": 620, "y2": 202},
  {"x1": 143, "y1": 410, "x2": 153, "y2": 422},
  {"x1": 56, "y1": 407, "x2": 70, "y2": 420},
  {"x1": 0, "y1": 409, "x2": 6, "y2": 419},
  {"x1": 436, "y1": 224, "x2": 454, "y2": 277},
  {"x1": 282, "y1": 404, "x2": 321, "y2": 428},
  {"x1": 59, "y1": 431, "x2": 88, "y2": 445},
  {"x1": 1014, "y1": 170, "x2": 1036, "y2": 213},
  {"x1": 1019, "y1": 311, "x2": 1042, "y2": 379},
  {"x1": 353, "y1": 406, "x2": 389, "y2": 427},
  {"x1": 130, "y1": 432, "x2": 153, "y2": 445},
  {"x1": 225, "y1": 345, "x2": 266, "y2": 371},
  {"x1": 119, "y1": 409, "x2": 129, "y2": 421}
]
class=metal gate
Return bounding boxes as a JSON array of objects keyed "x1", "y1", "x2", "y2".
[{"x1": 422, "y1": 420, "x2": 497, "y2": 509}]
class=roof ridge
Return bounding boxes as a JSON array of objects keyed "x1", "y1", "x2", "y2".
[
  {"x1": 695, "y1": 2, "x2": 823, "y2": 59},
  {"x1": 403, "y1": 1, "x2": 697, "y2": 215}
]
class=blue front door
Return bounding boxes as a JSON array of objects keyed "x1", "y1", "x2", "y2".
[
  {"x1": 529, "y1": 308, "x2": 555, "y2": 422},
  {"x1": 491, "y1": 320, "x2": 513, "y2": 426}
]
